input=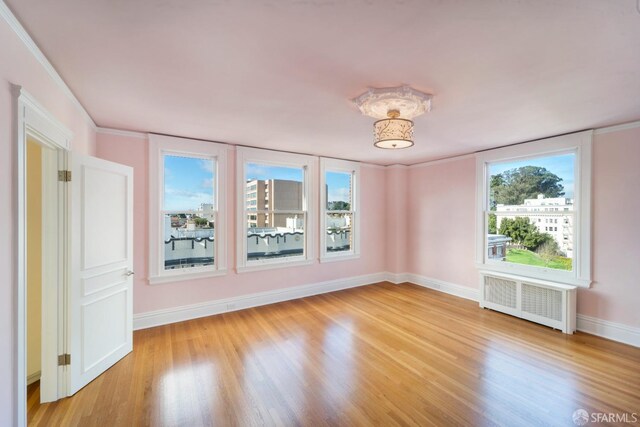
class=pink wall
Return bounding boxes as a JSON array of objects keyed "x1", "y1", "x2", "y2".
[
  {"x1": 385, "y1": 166, "x2": 407, "y2": 273},
  {"x1": 1, "y1": 17, "x2": 96, "y2": 427},
  {"x1": 406, "y1": 157, "x2": 478, "y2": 287},
  {"x1": 96, "y1": 133, "x2": 387, "y2": 314},
  {"x1": 403, "y1": 128, "x2": 640, "y2": 329},
  {"x1": 578, "y1": 127, "x2": 640, "y2": 326}
]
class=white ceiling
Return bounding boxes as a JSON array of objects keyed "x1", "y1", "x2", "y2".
[{"x1": 7, "y1": 0, "x2": 640, "y2": 165}]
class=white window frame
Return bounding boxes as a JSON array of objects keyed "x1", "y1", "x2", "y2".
[
  {"x1": 149, "y1": 134, "x2": 228, "y2": 284},
  {"x1": 320, "y1": 158, "x2": 361, "y2": 262},
  {"x1": 236, "y1": 147, "x2": 317, "y2": 273},
  {"x1": 475, "y1": 130, "x2": 592, "y2": 287}
]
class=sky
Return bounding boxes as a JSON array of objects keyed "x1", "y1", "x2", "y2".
[
  {"x1": 163, "y1": 158, "x2": 352, "y2": 210},
  {"x1": 489, "y1": 152, "x2": 575, "y2": 198},
  {"x1": 246, "y1": 163, "x2": 303, "y2": 182},
  {"x1": 246, "y1": 163, "x2": 352, "y2": 203},
  {"x1": 164, "y1": 155, "x2": 214, "y2": 211},
  {"x1": 326, "y1": 171, "x2": 351, "y2": 203}
]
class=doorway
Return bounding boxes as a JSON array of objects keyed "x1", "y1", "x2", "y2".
[
  {"x1": 16, "y1": 88, "x2": 134, "y2": 427},
  {"x1": 16, "y1": 88, "x2": 71, "y2": 426}
]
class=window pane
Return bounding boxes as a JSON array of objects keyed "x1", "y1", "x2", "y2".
[
  {"x1": 326, "y1": 171, "x2": 352, "y2": 211},
  {"x1": 163, "y1": 213, "x2": 214, "y2": 270},
  {"x1": 164, "y1": 155, "x2": 214, "y2": 211},
  {"x1": 326, "y1": 213, "x2": 352, "y2": 253},
  {"x1": 245, "y1": 163, "x2": 303, "y2": 212},
  {"x1": 246, "y1": 213, "x2": 304, "y2": 261},
  {"x1": 487, "y1": 153, "x2": 575, "y2": 271}
]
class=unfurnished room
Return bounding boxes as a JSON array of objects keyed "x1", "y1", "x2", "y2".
[{"x1": 1, "y1": 1, "x2": 639, "y2": 426}]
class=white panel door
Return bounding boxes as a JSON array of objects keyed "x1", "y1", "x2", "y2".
[{"x1": 68, "y1": 153, "x2": 133, "y2": 395}]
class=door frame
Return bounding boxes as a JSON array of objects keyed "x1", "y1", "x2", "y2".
[{"x1": 15, "y1": 86, "x2": 72, "y2": 426}]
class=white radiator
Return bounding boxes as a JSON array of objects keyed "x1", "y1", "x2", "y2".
[{"x1": 479, "y1": 271, "x2": 577, "y2": 333}]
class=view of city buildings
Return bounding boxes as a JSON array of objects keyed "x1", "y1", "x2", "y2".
[
  {"x1": 486, "y1": 153, "x2": 575, "y2": 270},
  {"x1": 246, "y1": 178, "x2": 303, "y2": 229},
  {"x1": 162, "y1": 158, "x2": 353, "y2": 268},
  {"x1": 495, "y1": 194, "x2": 574, "y2": 258}
]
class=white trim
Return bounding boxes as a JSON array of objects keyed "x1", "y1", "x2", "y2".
[
  {"x1": 148, "y1": 134, "x2": 228, "y2": 284},
  {"x1": 577, "y1": 314, "x2": 640, "y2": 348},
  {"x1": 26, "y1": 371, "x2": 41, "y2": 386},
  {"x1": 15, "y1": 87, "x2": 71, "y2": 427},
  {"x1": 385, "y1": 272, "x2": 480, "y2": 301},
  {"x1": 133, "y1": 272, "x2": 387, "y2": 330},
  {"x1": 320, "y1": 158, "x2": 361, "y2": 262},
  {"x1": 0, "y1": 1, "x2": 96, "y2": 130},
  {"x1": 593, "y1": 120, "x2": 640, "y2": 135},
  {"x1": 96, "y1": 127, "x2": 148, "y2": 140},
  {"x1": 474, "y1": 130, "x2": 593, "y2": 287},
  {"x1": 387, "y1": 272, "x2": 639, "y2": 347},
  {"x1": 360, "y1": 163, "x2": 386, "y2": 170},
  {"x1": 236, "y1": 146, "x2": 318, "y2": 272},
  {"x1": 407, "y1": 153, "x2": 476, "y2": 169},
  {"x1": 320, "y1": 253, "x2": 361, "y2": 263}
]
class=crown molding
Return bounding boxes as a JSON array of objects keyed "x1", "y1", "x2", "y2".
[
  {"x1": 360, "y1": 163, "x2": 386, "y2": 170},
  {"x1": 97, "y1": 127, "x2": 148, "y2": 139},
  {"x1": 0, "y1": 0, "x2": 96, "y2": 131},
  {"x1": 593, "y1": 120, "x2": 640, "y2": 135},
  {"x1": 407, "y1": 153, "x2": 475, "y2": 169},
  {"x1": 386, "y1": 164, "x2": 409, "y2": 170}
]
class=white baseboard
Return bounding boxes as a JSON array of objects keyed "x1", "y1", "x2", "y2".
[
  {"x1": 27, "y1": 371, "x2": 40, "y2": 386},
  {"x1": 386, "y1": 272, "x2": 639, "y2": 348},
  {"x1": 577, "y1": 314, "x2": 640, "y2": 348},
  {"x1": 134, "y1": 270, "x2": 639, "y2": 348},
  {"x1": 385, "y1": 272, "x2": 480, "y2": 301},
  {"x1": 134, "y1": 272, "x2": 388, "y2": 330}
]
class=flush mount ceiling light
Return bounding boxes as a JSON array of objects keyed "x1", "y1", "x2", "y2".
[{"x1": 353, "y1": 85, "x2": 432, "y2": 149}]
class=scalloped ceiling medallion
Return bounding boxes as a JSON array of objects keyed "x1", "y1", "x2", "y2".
[{"x1": 353, "y1": 85, "x2": 432, "y2": 149}]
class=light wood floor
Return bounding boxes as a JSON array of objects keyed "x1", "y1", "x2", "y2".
[{"x1": 28, "y1": 282, "x2": 640, "y2": 426}]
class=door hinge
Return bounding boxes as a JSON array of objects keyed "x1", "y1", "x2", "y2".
[
  {"x1": 58, "y1": 353, "x2": 71, "y2": 366},
  {"x1": 58, "y1": 170, "x2": 72, "y2": 182}
]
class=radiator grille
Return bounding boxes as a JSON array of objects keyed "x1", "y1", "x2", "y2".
[
  {"x1": 484, "y1": 276, "x2": 517, "y2": 308},
  {"x1": 521, "y1": 283, "x2": 562, "y2": 321}
]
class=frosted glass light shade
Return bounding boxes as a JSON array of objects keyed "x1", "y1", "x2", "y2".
[{"x1": 373, "y1": 118, "x2": 414, "y2": 149}]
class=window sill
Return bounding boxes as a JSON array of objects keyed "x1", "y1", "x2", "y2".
[
  {"x1": 236, "y1": 258, "x2": 315, "y2": 274},
  {"x1": 320, "y1": 253, "x2": 360, "y2": 263},
  {"x1": 148, "y1": 268, "x2": 228, "y2": 285},
  {"x1": 475, "y1": 262, "x2": 591, "y2": 288}
]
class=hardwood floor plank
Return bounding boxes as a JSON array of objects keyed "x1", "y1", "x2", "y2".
[{"x1": 27, "y1": 282, "x2": 640, "y2": 426}]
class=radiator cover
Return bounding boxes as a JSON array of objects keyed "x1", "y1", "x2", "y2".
[{"x1": 479, "y1": 272, "x2": 577, "y2": 333}]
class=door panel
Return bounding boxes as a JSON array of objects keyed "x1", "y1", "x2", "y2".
[
  {"x1": 82, "y1": 166, "x2": 128, "y2": 269},
  {"x1": 68, "y1": 154, "x2": 133, "y2": 395}
]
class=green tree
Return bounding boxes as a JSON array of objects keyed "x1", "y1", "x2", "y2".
[
  {"x1": 193, "y1": 217, "x2": 209, "y2": 227},
  {"x1": 536, "y1": 239, "x2": 561, "y2": 265},
  {"x1": 498, "y1": 217, "x2": 554, "y2": 251},
  {"x1": 488, "y1": 213, "x2": 497, "y2": 234},
  {"x1": 491, "y1": 166, "x2": 565, "y2": 205},
  {"x1": 329, "y1": 201, "x2": 351, "y2": 211}
]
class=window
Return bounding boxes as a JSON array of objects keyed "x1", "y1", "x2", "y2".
[
  {"x1": 476, "y1": 131, "x2": 592, "y2": 286},
  {"x1": 320, "y1": 158, "x2": 361, "y2": 261},
  {"x1": 236, "y1": 147, "x2": 317, "y2": 272},
  {"x1": 149, "y1": 134, "x2": 228, "y2": 284}
]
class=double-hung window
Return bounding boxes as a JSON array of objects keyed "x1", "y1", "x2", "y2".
[
  {"x1": 320, "y1": 158, "x2": 360, "y2": 261},
  {"x1": 236, "y1": 147, "x2": 317, "y2": 272},
  {"x1": 476, "y1": 131, "x2": 592, "y2": 286},
  {"x1": 149, "y1": 134, "x2": 228, "y2": 284}
]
